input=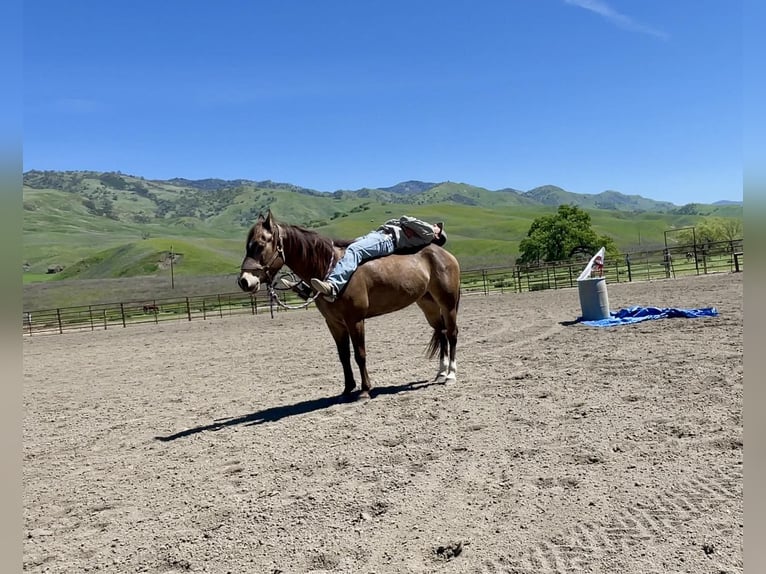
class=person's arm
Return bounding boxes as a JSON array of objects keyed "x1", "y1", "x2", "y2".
[{"x1": 397, "y1": 216, "x2": 440, "y2": 241}]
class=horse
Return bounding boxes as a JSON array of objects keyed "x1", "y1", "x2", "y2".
[{"x1": 237, "y1": 211, "x2": 461, "y2": 399}]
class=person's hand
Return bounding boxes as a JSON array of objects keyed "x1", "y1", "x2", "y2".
[{"x1": 433, "y1": 222, "x2": 447, "y2": 246}]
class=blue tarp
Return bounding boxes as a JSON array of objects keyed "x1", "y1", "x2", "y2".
[{"x1": 580, "y1": 306, "x2": 719, "y2": 327}]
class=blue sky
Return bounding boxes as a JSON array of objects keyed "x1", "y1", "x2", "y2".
[{"x1": 23, "y1": 1, "x2": 742, "y2": 205}]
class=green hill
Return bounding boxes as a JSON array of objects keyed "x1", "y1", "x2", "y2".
[{"x1": 22, "y1": 170, "x2": 743, "y2": 285}]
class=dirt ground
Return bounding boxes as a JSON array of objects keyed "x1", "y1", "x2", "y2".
[{"x1": 23, "y1": 272, "x2": 743, "y2": 574}]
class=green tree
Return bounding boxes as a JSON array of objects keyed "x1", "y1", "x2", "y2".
[
  {"x1": 720, "y1": 218, "x2": 743, "y2": 242},
  {"x1": 674, "y1": 217, "x2": 743, "y2": 246},
  {"x1": 517, "y1": 205, "x2": 617, "y2": 265}
]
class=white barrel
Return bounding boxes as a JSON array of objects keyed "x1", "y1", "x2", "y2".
[{"x1": 577, "y1": 277, "x2": 610, "y2": 321}]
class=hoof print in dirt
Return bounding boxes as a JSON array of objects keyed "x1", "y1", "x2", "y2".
[{"x1": 434, "y1": 540, "x2": 467, "y2": 560}]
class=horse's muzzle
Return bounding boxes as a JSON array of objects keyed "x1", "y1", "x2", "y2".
[{"x1": 238, "y1": 272, "x2": 260, "y2": 293}]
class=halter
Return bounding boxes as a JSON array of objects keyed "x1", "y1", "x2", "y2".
[
  {"x1": 262, "y1": 230, "x2": 337, "y2": 318},
  {"x1": 261, "y1": 224, "x2": 286, "y2": 283},
  {"x1": 241, "y1": 224, "x2": 286, "y2": 284}
]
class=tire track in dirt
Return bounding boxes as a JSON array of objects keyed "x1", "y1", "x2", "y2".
[
  {"x1": 462, "y1": 314, "x2": 565, "y2": 350},
  {"x1": 479, "y1": 467, "x2": 742, "y2": 573}
]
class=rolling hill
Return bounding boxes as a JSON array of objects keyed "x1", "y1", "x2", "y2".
[{"x1": 22, "y1": 169, "x2": 743, "y2": 283}]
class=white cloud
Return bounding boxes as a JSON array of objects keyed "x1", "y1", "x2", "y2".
[{"x1": 564, "y1": 0, "x2": 668, "y2": 39}]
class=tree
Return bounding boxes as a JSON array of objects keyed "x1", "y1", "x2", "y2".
[
  {"x1": 517, "y1": 204, "x2": 617, "y2": 265},
  {"x1": 719, "y1": 218, "x2": 743, "y2": 242},
  {"x1": 674, "y1": 217, "x2": 743, "y2": 246}
]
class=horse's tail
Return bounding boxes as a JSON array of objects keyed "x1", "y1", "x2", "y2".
[{"x1": 426, "y1": 320, "x2": 445, "y2": 359}]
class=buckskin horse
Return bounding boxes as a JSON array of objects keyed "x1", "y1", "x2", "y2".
[{"x1": 237, "y1": 211, "x2": 461, "y2": 399}]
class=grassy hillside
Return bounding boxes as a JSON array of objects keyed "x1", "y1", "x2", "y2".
[
  {"x1": 23, "y1": 170, "x2": 743, "y2": 294},
  {"x1": 23, "y1": 275, "x2": 240, "y2": 311}
]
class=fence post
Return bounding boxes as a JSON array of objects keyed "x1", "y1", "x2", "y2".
[
  {"x1": 482, "y1": 269, "x2": 488, "y2": 295},
  {"x1": 693, "y1": 244, "x2": 700, "y2": 275},
  {"x1": 625, "y1": 255, "x2": 632, "y2": 282},
  {"x1": 217, "y1": 294, "x2": 223, "y2": 318},
  {"x1": 186, "y1": 297, "x2": 192, "y2": 321},
  {"x1": 56, "y1": 308, "x2": 63, "y2": 334},
  {"x1": 568, "y1": 265, "x2": 573, "y2": 288},
  {"x1": 645, "y1": 255, "x2": 650, "y2": 281},
  {"x1": 120, "y1": 303, "x2": 126, "y2": 328},
  {"x1": 103, "y1": 309, "x2": 107, "y2": 330},
  {"x1": 202, "y1": 299, "x2": 207, "y2": 320},
  {"x1": 88, "y1": 305, "x2": 94, "y2": 331}
]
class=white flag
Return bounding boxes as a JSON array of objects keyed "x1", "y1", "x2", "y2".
[{"x1": 577, "y1": 247, "x2": 606, "y2": 281}]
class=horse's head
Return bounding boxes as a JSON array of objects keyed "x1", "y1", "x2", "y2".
[{"x1": 237, "y1": 211, "x2": 285, "y2": 292}]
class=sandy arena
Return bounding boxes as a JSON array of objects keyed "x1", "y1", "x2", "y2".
[{"x1": 23, "y1": 272, "x2": 743, "y2": 573}]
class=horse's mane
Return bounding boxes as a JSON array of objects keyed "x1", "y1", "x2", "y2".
[{"x1": 280, "y1": 223, "x2": 353, "y2": 271}]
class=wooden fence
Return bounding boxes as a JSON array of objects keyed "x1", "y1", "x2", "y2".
[{"x1": 22, "y1": 239, "x2": 743, "y2": 336}]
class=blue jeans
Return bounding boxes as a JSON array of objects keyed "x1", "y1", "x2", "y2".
[{"x1": 326, "y1": 230, "x2": 395, "y2": 293}]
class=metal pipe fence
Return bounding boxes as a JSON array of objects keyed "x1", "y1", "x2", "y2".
[
  {"x1": 21, "y1": 291, "x2": 304, "y2": 336},
  {"x1": 23, "y1": 239, "x2": 743, "y2": 336}
]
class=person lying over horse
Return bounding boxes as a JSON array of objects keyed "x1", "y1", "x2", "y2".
[{"x1": 283, "y1": 216, "x2": 446, "y2": 301}]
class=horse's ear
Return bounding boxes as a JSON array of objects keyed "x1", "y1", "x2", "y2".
[{"x1": 263, "y1": 209, "x2": 274, "y2": 231}]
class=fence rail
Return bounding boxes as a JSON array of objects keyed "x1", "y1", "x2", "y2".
[{"x1": 23, "y1": 239, "x2": 743, "y2": 336}]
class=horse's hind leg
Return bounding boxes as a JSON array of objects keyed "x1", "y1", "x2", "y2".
[
  {"x1": 443, "y1": 305, "x2": 459, "y2": 383},
  {"x1": 416, "y1": 296, "x2": 451, "y2": 383}
]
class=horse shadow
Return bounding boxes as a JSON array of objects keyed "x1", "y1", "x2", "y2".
[{"x1": 155, "y1": 379, "x2": 437, "y2": 442}]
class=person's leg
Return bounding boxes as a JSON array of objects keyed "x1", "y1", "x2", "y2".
[{"x1": 314, "y1": 231, "x2": 394, "y2": 295}]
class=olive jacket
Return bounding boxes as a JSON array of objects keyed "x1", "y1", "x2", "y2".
[{"x1": 376, "y1": 216, "x2": 439, "y2": 250}]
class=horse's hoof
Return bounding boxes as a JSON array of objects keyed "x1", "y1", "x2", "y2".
[
  {"x1": 358, "y1": 390, "x2": 371, "y2": 400},
  {"x1": 435, "y1": 374, "x2": 447, "y2": 384}
]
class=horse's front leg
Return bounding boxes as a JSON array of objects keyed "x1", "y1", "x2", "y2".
[
  {"x1": 326, "y1": 323, "x2": 356, "y2": 396},
  {"x1": 348, "y1": 320, "x2": 372, "y2": 399}
]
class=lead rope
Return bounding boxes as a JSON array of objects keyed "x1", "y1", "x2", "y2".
[
  {"x1": 266, "y1": 227, "x2": 286, "y2": 318},
  {"x1": 266, "y1": 241, "x2": 336, "y2": 316}
]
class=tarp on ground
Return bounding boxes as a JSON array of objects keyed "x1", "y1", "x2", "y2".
[{"x1": 580, "y1": 306, "x2": 719, "y2": 327}]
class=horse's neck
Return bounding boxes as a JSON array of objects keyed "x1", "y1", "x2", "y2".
[{"x1": 282, "y1": 227, "x2": 335, "y2": 281}]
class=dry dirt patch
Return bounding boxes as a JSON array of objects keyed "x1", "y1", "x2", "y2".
[{"x1": 23, "y1": 272, "x2": 742, "y2": 573}]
